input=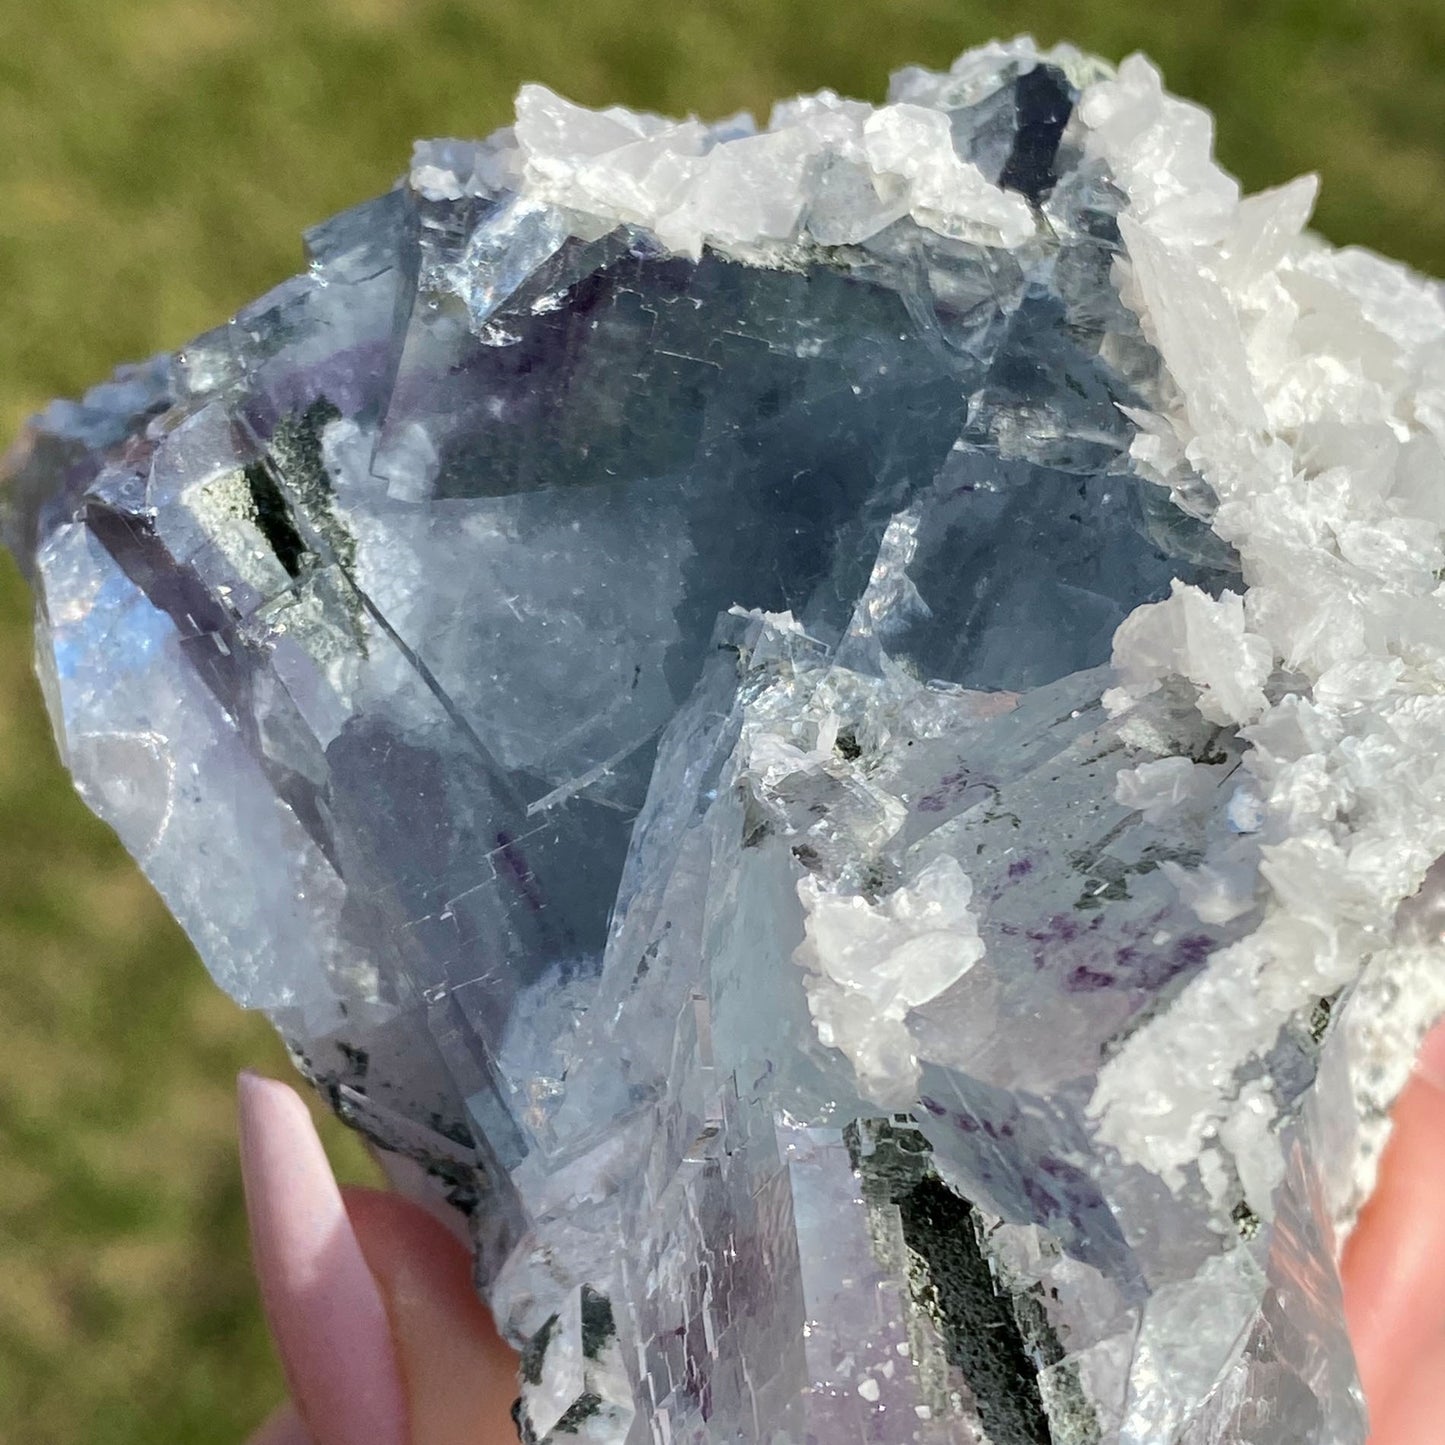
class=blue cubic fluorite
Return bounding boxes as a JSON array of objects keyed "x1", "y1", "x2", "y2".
[{"x1": 9, "y1": 37, "x2": 1444, "y2": 1445}]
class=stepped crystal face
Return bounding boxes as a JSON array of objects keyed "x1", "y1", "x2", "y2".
[{"x1": 6, "y1": 37, "x2": 1445, "y2": 1444}]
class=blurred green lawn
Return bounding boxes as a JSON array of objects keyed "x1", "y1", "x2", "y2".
[{"x1": 0, "y1": 0, "x2": 1441, "y2": 1439}]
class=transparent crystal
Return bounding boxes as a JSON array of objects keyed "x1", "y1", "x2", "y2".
[{"x1": 7, "y1": 38, "x2": 1444, "y2": 1445}]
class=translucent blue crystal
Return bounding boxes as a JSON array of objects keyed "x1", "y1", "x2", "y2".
[{"x1": 4, "y1": 41, "x2": 1399, "y2": 1445}]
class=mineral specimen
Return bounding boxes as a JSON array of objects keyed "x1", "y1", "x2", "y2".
[{"x1": 5, "y1": 36, "x2": 1444, "y2": 1444}]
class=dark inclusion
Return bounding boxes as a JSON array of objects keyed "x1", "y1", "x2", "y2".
[
  {"x1": 849, "y1": 1121, "x2": 1080, "y2": 1445},
  {"x1": 1000, "y1": 65, "x2": 1077, "y2": 200},
  {"x1": 242, "y1": 456, "x2": 308, "y2": 577},
  {"x1": 948, "y1": 60, "x2": 1078, "y2": 203},
  {"x1": 512, "y1": 1291, "x2": 617, "y2": 1444},
  {"x1": 242, "y1": 397, "x2": 354, "y2": 582}
]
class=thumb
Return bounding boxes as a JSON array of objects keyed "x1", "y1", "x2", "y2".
[
  {"x1": 1341, "y1": 1020, "x2": 1445, "y2": 1433},
  {"x1": 238, "y1": 1072, "x2": 409, "y2": 1445},
  {"x1": 238, "y1": 1073, "x2": 519, "y2": 1445},
  {"x1": 344, "y1": 1186, "x2": 519, "y2": 1444}
]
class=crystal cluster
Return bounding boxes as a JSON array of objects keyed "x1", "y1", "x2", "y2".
[{"x1": 6, "y1": 38, "x2": 1445, "y2": 1444}]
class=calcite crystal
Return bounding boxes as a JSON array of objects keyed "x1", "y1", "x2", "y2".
[{"x1": 5, "y1": 37, "x2": 1445, "y2": 1444}]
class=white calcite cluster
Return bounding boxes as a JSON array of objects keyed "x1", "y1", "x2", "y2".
[
  {"x1": 5, "y1": 37, "x2": 1442, "y2": 1445},
  {"x1": 1083, "y1": 57, "x2": 1445, "y2": 1223},
  {"x1": 412, "y1": 37, "x2": 1097, "y2": 257}
]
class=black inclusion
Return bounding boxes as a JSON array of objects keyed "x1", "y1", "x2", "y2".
[
  {"x1": 899, "y1": 1176, "x2": 1054, "y2": 1445},
  {"x1": 999, "y1": 65, "x2": 1074, "y2": 201},
  {"x1": 243, "y1": 459, "x2": 307, "y2": 578},
  {"x1": 580, "y1": 1286, "x2": 617, "y2": 1360},
  {"x1": 850, "y1": 1122, "x2": 1054, "y2": 1445}
]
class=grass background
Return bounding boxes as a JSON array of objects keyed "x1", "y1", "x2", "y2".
[{"x1": 0, "y1": 0, "x2": 1441, "y2": 1438}]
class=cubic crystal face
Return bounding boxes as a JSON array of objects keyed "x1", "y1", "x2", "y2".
[{"x1": 5, "y1": 37, "x2": 1445, "y2": 1445}]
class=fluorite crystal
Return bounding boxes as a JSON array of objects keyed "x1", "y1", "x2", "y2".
[{"x1": 6, "y1": 37, "x2": 1445, "y2": 1444}]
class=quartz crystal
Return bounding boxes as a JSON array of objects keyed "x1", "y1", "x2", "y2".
[{"x1": 5, "y1": 38, "x2": 1445, "y2": 1445}]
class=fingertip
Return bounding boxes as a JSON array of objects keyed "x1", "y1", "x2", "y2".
[{"x1": 237, "y1": 1075, "x2": 409, "y2": 1445}]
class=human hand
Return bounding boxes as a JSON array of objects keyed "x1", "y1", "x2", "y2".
[
  {"x1": 237, "y1": 1073, "x2": 518, "y2": 1445},
  {"x1": 1342, "y1": 1021, "x2": 1445, "y2": 1445},
  {"x1": 239, "y1": 1024, "x2": 1445, "y2": 1445}
]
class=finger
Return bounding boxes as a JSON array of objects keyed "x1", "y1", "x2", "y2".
[
  {"x1": 1366, "y1": 1329, "x2": 1445, "y2": 1445},
  {"x1": 237, "y1": 1072, "x2": 409, "y2": 1445},
  {"x1": 344, "y1": 1186, "x2": 520, "y2": 1445},
  {"x1": 1341, "y1": 1021, "x2": 1445, "y2": 1420},
  {"x1": 245, "y1": 1401, "x2": 314, "y2": 1445}
]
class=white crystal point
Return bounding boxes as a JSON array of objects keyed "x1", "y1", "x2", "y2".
[{"x1": 6, "y1": 35, "x2": 1443, "y2": 1445}]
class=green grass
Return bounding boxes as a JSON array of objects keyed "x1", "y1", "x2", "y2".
[{"x1": 0, "y1": 0, "x2": 1440, "y2": 1438}]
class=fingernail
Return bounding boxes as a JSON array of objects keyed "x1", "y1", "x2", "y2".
[{"x1": 237, "y1": 1072, "x2": 409, "y2": 1445}]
